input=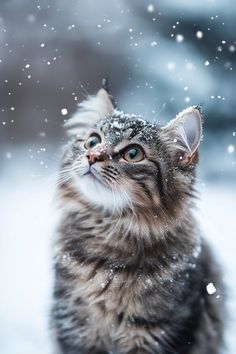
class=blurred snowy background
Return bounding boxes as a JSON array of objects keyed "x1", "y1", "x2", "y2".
[{"x1": 0, "y1": 0, "x2": 236, "y2": 353}]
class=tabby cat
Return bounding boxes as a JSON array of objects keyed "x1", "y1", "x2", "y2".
[{"x1": 51, "y1": 87, "x2": 224, "y2": 354}]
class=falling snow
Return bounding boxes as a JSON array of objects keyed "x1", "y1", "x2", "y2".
[
  {"x1": 206, "y1": 283, "x2": 216, "y2": 295},
  {"x1": 227, "y1": 145, "x2": 235, "y2": 154},
  {"x1": 1, "y1": 1, "x2": 236, "y2": 353},
  {"x1": 176, "y1": 34, "x2": 184, "y2": 43},
  {"x1": 147, "y1": 4, "x2": 155, "y2": 13},
  {"x1": 229, "y1": 45, "x2": 235, "y2": 52},
  {"x1": 150, "y1": 41, "x2": 157, "y2": 47},
  {"x1": 196, "y1": 30, "x2": 204, "y2": 39},
  {"x1": 61, "y1": 108, "x2": 68, "y2": 116}
]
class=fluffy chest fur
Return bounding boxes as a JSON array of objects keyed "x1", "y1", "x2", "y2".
[{"x1": 53, "y1": 205, "x2": 204, "y2": 354}]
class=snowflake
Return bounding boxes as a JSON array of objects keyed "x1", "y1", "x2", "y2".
[
  {"x1": 61, "y1": 108, "x2": 68, "y2": 116},
  {"x1": 147, "y1": 4, "x2": 155, "y2": 13},
  {"x1": 196, "y1": 31, "x2": 204, "y2": 39},
  {"x1": 206, "y1": 282, "x2": 216, "y2": 295},
  {"x1": 176, "y1": 34, "x2": 184, "y2": 43},
  {"x1": 227, "y1": 145, "x2": 235, "y2": 154}
]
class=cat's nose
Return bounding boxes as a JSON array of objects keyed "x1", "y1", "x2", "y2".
[
  {"x1": 86, "y1": 148, "x2": 107, "y2": 165},
  {"x1": 87, "y1": 152, "x2": 100, "y2": 165}
]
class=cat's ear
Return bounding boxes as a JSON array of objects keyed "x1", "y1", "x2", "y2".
[
  {"x1": 65, "y1": 88, "x2": 115, "y2": 137},
  {"x1": 162, "y1": 106, "x2": 203, "y2": 167}
]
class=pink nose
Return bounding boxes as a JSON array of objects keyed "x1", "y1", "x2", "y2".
[{"x1": 86, "y1": 147, "x2": 107, "y2": 165}]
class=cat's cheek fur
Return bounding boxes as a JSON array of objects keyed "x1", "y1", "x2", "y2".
[{"x1": 74, "y1": 173, "x2": 127, "y2": 211}]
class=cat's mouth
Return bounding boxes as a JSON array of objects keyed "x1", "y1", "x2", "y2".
[
  {"x1": 83, "y1": 169, "x2": 110, "y2": 190},
  {"x1": 72, "y1": 164, "x2": 108, "y2": 190},
  {"x1": 74, "y1": 168, "x2": 127, "y2": 211}
]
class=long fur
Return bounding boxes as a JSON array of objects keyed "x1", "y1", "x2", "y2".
[{"x1": 51, "y1": 91, "x2": 224, "y2": 354}]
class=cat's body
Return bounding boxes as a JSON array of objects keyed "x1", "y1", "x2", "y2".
[{"x1": 52, "y1": 89, "x2": 224, "y2": 354}]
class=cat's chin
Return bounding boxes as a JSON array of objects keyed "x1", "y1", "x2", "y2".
[{"x1": 74, "y1": 173, "x2": 127, "y2": 212}]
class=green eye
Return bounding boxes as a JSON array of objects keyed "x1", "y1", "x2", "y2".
[
  {"x1": 123, "y1": 146, "x2": 145, "y2": 162},
  {"x1": 84, "y1": 134, "x2": 101, "y2": 149}
]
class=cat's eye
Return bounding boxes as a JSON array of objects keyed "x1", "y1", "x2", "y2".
[
  {"x1": 123, "y1": 146, "x2": 145, "y2": 163},
  {"x1": 84, "y1": 134, "x2": 101, "y2": 149}
]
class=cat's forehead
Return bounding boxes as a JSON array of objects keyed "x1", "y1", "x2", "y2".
[{"x1": 98, "y1": 112, "x2": 157, "y2": 145}]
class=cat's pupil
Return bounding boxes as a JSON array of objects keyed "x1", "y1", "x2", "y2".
[
  {"x1": 129, "y1": 148, "x2": 138, "y2": 159},
  {"x1": 89, "y1": 138, "x2": 98, "y2": 148},
  {"x1": 87, "y1": 136, "x2": 100, "y2": 148}
]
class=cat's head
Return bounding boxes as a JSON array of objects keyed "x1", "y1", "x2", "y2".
[{"x1": 60, "y1": 88, "x2": 202, "y2": 224}]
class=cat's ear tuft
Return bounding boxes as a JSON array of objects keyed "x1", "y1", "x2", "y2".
[
  {"x1": 64, "y1": 87, "x2": 115, "y2": 137},
  {"x1": 96, "y1": 87, "x2": 115, "y2": 115},
  {"x1": 163, "y1": 106, "x2": 203, "y2": 167}
]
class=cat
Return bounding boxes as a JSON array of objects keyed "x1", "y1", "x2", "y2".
[{"x1": 51, "y1": 87, "x2": 224, "y2": 354}]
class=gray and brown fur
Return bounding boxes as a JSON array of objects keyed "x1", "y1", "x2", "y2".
[{"x1": 51, "y1": 88, "x2": 224, "y2": 354}]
